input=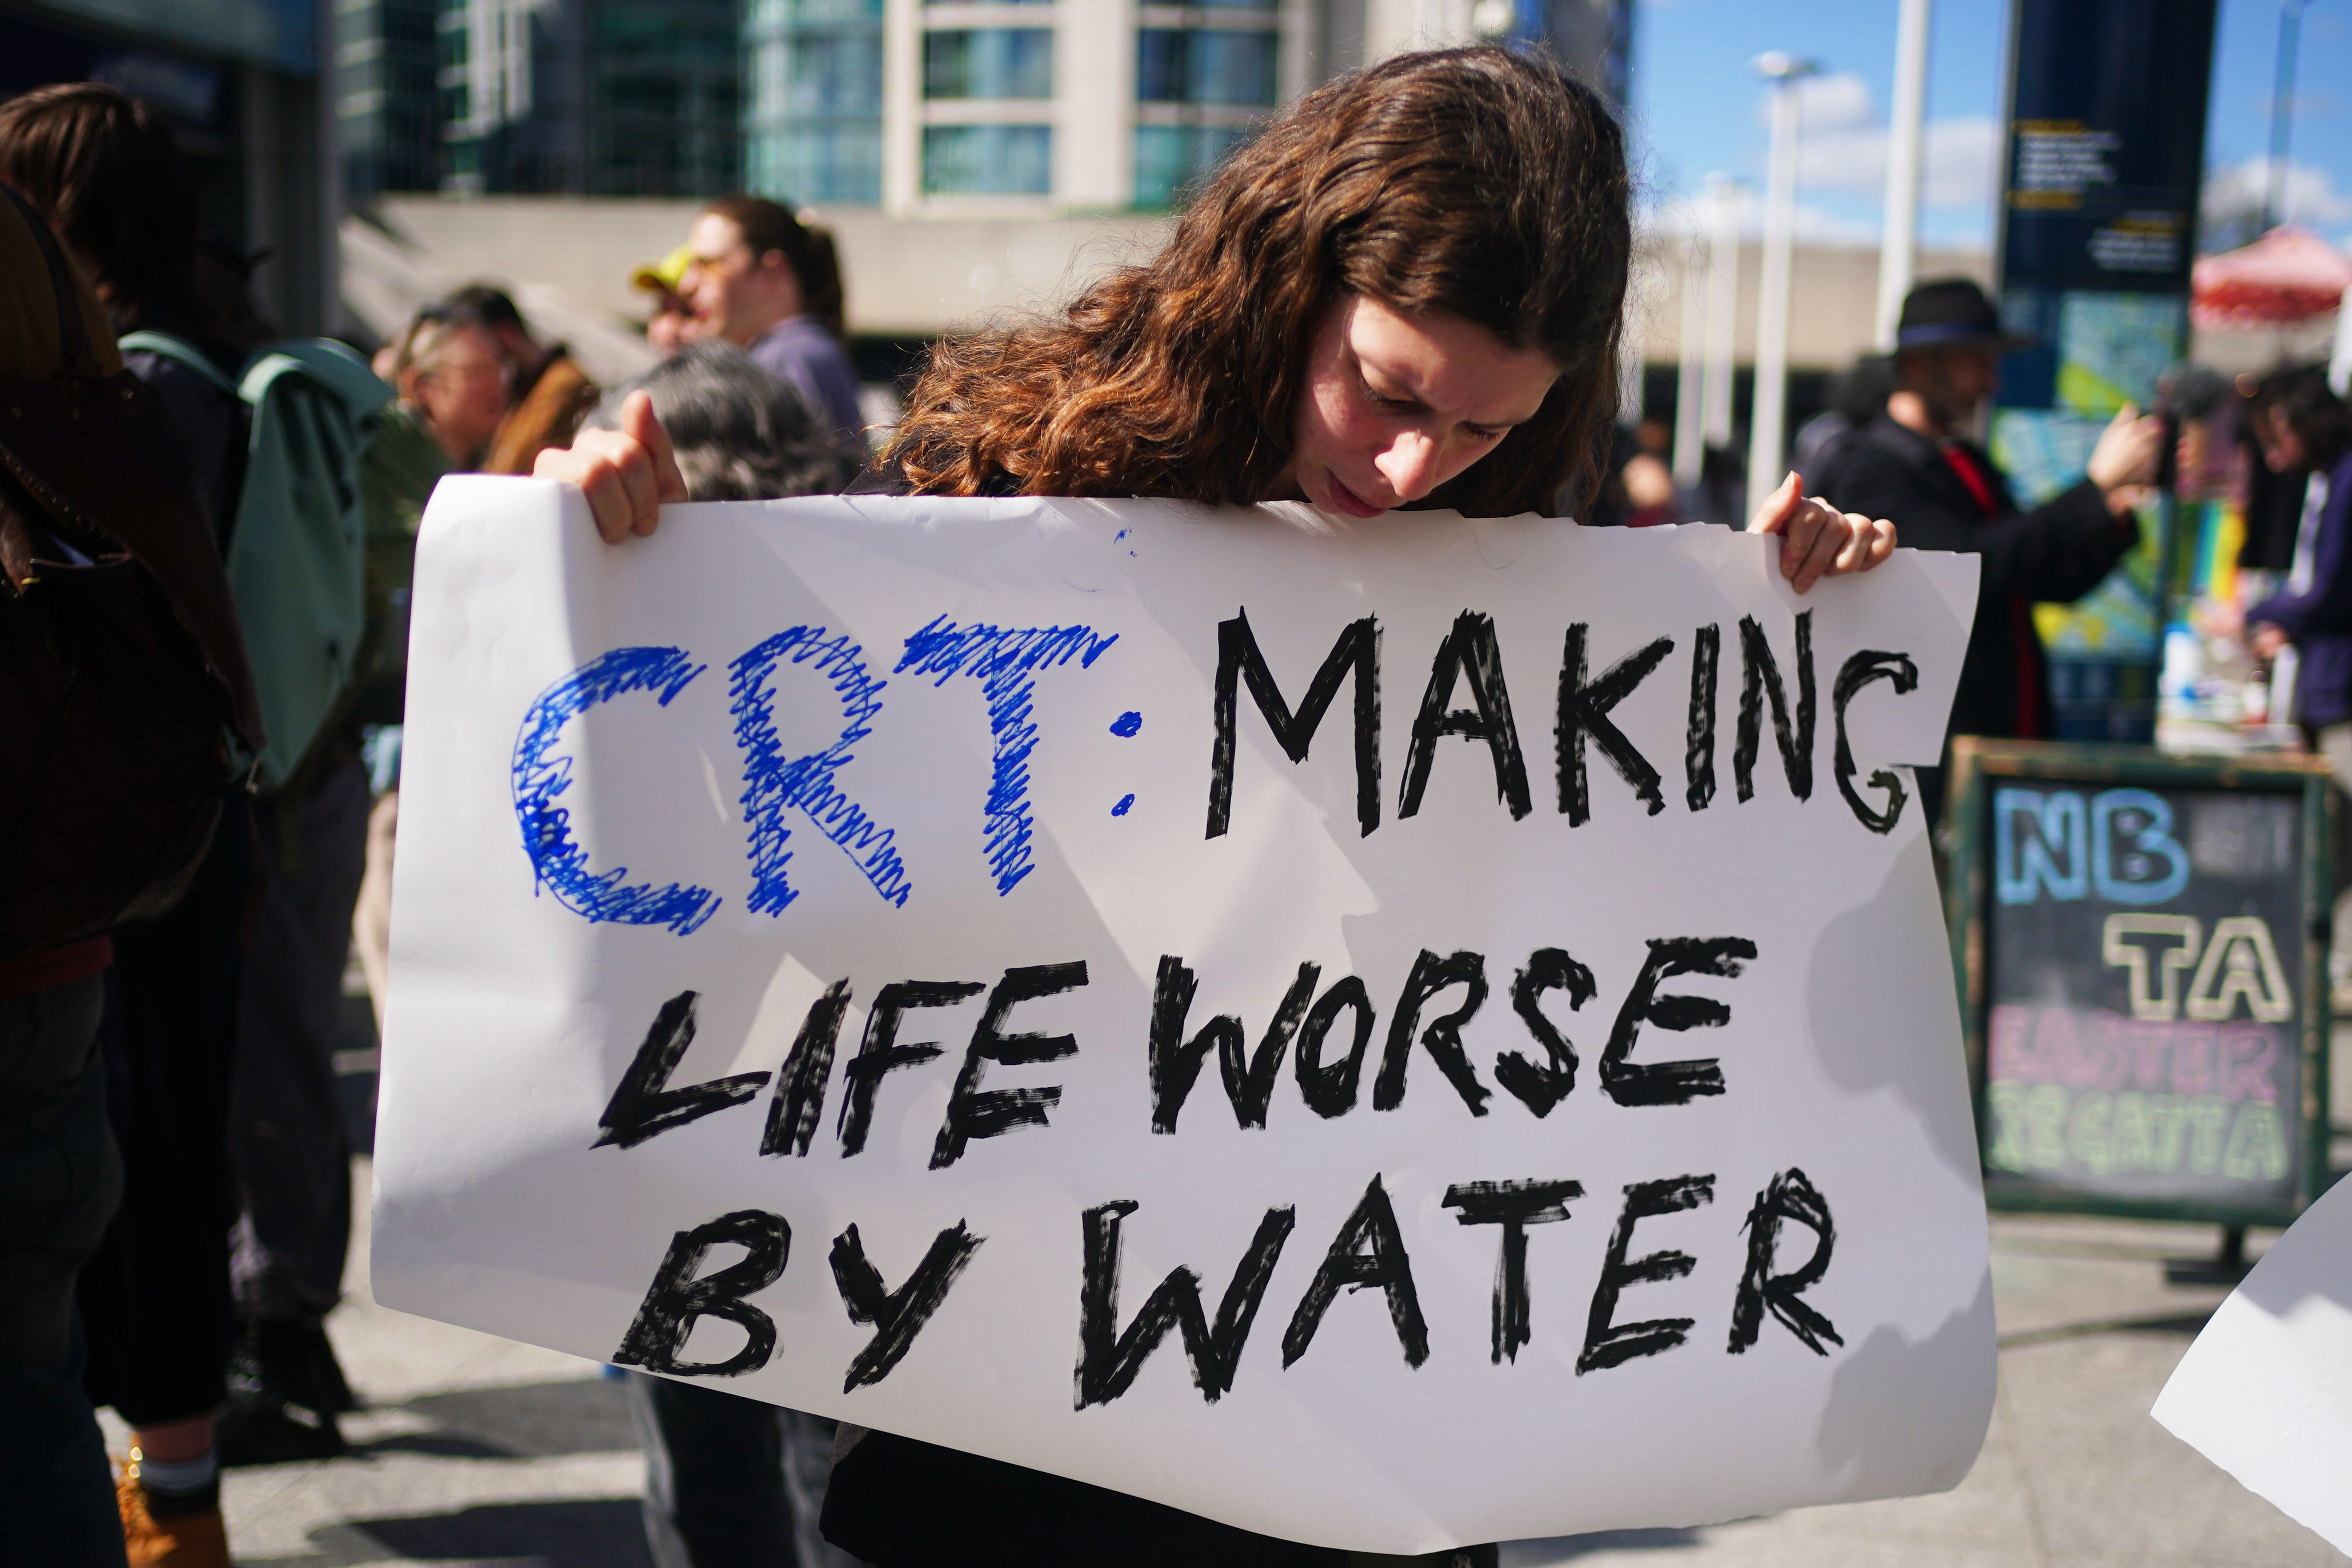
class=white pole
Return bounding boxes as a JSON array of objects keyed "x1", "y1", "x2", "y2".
[
  {"x1": 1749, "y1": 54, "x2": 1815, "y2": 514},
  {"x1": 1875, "y1": 0, "x2": 1932, "y2": 350},
  {"x1": 1702, "y1": 174, "x2": 1739, "y2": 452},
  {"x1": 2331, "y1": 282, "x2": 2352, "y2": 397},
  {"x1": 1619, "y1": 253, "x2": 1646, "y2": 428},
  {"x1": 1672, "y1": 230, "x2": 1706, "y2": 487}
]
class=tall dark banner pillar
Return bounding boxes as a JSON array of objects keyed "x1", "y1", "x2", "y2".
[{"x1": 1993, "y1": 0, "x2": 2218, "y2": 742}]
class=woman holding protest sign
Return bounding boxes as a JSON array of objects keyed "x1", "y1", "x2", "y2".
[{"x1": 537, "y1": 44, "x2": 1896, "y2": 1568}]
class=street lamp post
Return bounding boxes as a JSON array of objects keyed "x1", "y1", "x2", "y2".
[
  {"x1": 1702, "y1": 173, "x2": 1739, "y2": 460},
  {"x1": 1875, "y1": 0, "x2": 1933, "y2": 350},
  {"x1": 1672, "y1": 226, "x2": 1706, "y2": 489},
  {"x1": 2264, "y1": 0, "x2": 2311, "y2": 233},
  {"x1": 1749, "y1": 52, "x2": 1817, "y2": 513}
]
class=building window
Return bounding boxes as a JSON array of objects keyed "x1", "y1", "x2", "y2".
[
  {"x1": 923, "y1": 29, "x2": 1053, "y2": 100},
  {"x1": 1133, "y1": 123, "x2": 1254, "y2": 209},
  {"x1": 1132, "y1": 9, "x2": 1275, "y2": 209},
  {"x1": 1136, "y1": 29, "x2": 1276, "y2": 106},
  {"x1": 745, "y1": 0, "x2": 883, "y2": 203},
  {"x1": 924, "y1": 124, "x2": 1051, "y2": 195}
]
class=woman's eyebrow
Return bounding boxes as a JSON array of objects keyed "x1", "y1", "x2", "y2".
[{"x1": 1363, "y1": 357, "x2": 1540, "y2": 428}]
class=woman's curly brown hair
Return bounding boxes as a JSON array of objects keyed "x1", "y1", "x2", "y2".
[{"x1": 887, "y1": 45, "x2": 1631, "y2": 518}]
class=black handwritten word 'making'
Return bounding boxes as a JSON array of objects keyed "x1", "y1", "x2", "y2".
[{"x1": 1206, "y1": 608, "x2": 1918, "y2": 840}]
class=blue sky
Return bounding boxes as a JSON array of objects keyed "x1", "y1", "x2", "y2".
[{"x1": 1628, "y1": 0, "x2": 2352, "y2": 251}]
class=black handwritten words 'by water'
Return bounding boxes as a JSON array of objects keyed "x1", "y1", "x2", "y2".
[{"x1": 610, "y1": 1169, "x2": 1841, "y2": 1397}]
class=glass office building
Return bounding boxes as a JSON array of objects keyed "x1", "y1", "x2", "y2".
[
  {"x1": 744, "y1": 0, "x2": 883, "y2": 203},
  {"x1": 339, "y1": 0, "x2": 441, "y2": 199},
  {"x1": 1133, "y1": 3, "x2": 1279, "y2": 210},
  {"x1": 738, "y1": 0, "x2": 1626, "y2": 216},
  {"x1": 432, "y1": 0, "x2": 736, "y2": 196}
]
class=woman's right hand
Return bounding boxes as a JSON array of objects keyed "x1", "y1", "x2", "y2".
[{"x1": 533, "y1": 389, "x2": 687, "y2": 543}]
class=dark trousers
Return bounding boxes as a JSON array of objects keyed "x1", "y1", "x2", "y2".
[
  {"x1": 231, "y1": 759, "x2": 368, "y2": 1322},
  {"x1": 626, "y1": 1373, "x2": 861, "y2": 1568},
  {"x1": 0, "y1": 974, "x2": 130, "y2": 1567},
  {"x1": 78, "y1": 804, "x2": 249, "y2": 1427}
]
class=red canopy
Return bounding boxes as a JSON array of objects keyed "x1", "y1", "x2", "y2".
[{"x1": 2192, "y1": 226, "x2": 2352, "y2": 328}]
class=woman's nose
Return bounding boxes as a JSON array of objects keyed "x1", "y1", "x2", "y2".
[{"x1": 1377, "y1": 431, "x2": 1441, "y2": 502}]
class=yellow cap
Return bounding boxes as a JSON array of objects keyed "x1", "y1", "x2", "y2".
[{"x1": 631, "y1": 245, "x2": 695, "y2": 295}]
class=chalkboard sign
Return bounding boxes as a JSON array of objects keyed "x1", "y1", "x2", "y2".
[{"x1": 1948, "y1": 739, "x2": 2335, "y2": 1226}]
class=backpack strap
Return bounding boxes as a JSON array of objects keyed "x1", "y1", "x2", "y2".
[
  {"x1": 254, "y1": 338, "x2": 392, "y2": 415},
  {"x1": 117, "y1": 329, "x2": 241, "y2": 394}
]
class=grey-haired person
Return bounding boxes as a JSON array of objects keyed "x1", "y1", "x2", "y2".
[{"x1": 584, "y1": 339, "x2": 862, "y2": 1568}]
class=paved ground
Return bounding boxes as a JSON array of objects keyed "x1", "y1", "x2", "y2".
[{"x1": 125, "y1": 998, "x2": 2350, "y2": 1568}]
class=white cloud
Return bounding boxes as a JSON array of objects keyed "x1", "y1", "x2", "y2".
[
  {"x1": 1639, "y1": 193, "x2": 1897, "y2": 247},
  {"x1": 1727, "y1": 70, "x2": 1999, "y2": 214},
  {"x1": 1797, "y1": 112, "x2": 1998, "y2": 212},
  {"x1": 2203, "y1": 155, "x2": 2352, "y2": 226},
  {"x1": 1788, "y1": 71, "x2": 1875, "y2": 132}
]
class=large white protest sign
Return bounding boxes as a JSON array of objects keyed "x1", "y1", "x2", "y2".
[
  {"x1": 2152, "y1": 1175, "x2": 2352, "y2": 1552},
  {"x1": 375, "y1": 477, "x2": 1990, "y2": 1553}
]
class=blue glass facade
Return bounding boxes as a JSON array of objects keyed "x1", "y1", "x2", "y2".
[
  {"x1": 923, "y1": 123, "x2": 1052, "y2": 195},
  {"x1": 1133, "y1": 123, "x2": 1255, "y2": 209},
  {"x1": 744, "y1": 0, "x2": 883, "y2": 204},
  {"x1": 1132, "y1": 9, "x2": 1276, "y2": 210},
  {"x1": 923, "y1": 29, "x2": 1053, "y2": 100},
  {"x1": 1136, "y1": 29, "x2": 1276, "y2": 107}
]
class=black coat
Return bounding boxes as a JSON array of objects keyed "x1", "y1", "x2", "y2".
[{"x1": 1814, "y1": 416, "x2": 2133, "y2": 741}]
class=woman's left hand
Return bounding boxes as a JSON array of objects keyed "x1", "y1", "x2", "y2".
[{"x1": 1746, "y1": 471, "x2": 1897, "y2": 594}]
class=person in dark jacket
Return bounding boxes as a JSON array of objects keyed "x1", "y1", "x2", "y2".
[
  {"x1": 0, "y1": 83, "x2": 256, "y2": 1568},
  {"x1": 2240, "y1": 372, "x2": 2352, "y2": 745},
  {"x1": 1810, "y1": 280, "x2": 2161, "y2": 779}
]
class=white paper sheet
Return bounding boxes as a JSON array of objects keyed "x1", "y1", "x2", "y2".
[
  {"x1": 2153, "y1": 1174, "x2": 2352, "y2": 1551},
  {"x1": 373, "y1": 479, "x2": 1991, "y2": 1553}
]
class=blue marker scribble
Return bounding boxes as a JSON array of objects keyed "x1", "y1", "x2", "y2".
[
  {"x1": 1112, "y1": 794, "x2": 1135, "y2": 817},
  {"x1": 896, "y1": 617, "x2": 1119, "y2": 895},
  {"x1": 511, "y1": 647, "x2": 721, "y2": 934},
  {"x1": 1109, "y1": 711, "x2": 1142, "y2": 737},
  {"x1": 731, "y1": 627, "x2": 914, "y2": 913}
]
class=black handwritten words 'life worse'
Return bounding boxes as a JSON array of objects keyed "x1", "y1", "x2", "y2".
[{"x1": 599, "y1": 940, "x2": 1845, "y2": 1400}]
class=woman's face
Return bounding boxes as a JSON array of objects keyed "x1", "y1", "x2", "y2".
[
  {"x1": 408, "y1": 323, "x2": 512, "y2": 466},
  {"x1": 1284, "y1": 294, "x2": 1559, "y2": 518}
]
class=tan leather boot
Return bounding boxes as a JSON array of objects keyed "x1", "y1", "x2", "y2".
[{"x1": 116, "y1": 1458, "x2": 230, "y2": 1568}]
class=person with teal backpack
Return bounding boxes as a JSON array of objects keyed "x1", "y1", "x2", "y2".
[
  {"x1": 113, "y1": 325, "x2": 395, "y2": 1466},
  {"x1": 113, "y1": 332, "x2": 386, "y2": 795}
]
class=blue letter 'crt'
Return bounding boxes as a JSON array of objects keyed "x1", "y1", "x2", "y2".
[{"x1": 511, "y1": 647, "x2": 721, "y2": 935}]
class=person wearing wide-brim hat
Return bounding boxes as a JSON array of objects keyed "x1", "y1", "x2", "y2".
[{"x1": 1807, "y1": 277, "x2": 2163, "y2": 809}]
